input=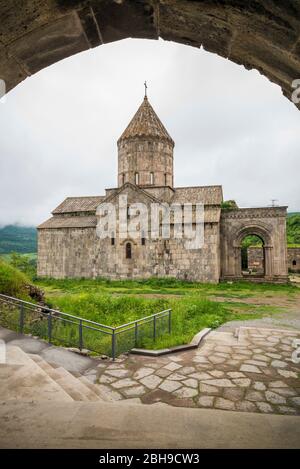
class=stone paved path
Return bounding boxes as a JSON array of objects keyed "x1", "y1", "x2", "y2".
[{"x1": 84, "y1": 327, "x2": 300, "y2": 415}]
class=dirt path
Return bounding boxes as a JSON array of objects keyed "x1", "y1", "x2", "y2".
[{"x1": 210, "y1": 294, "x2": 300, "y2": 310}]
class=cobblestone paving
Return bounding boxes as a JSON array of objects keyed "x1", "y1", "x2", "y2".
[{"x1": 84, "y1": 327, "x2": 300, "y2": 415}]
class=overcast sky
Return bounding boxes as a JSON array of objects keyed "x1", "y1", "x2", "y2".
[{"x1": 0, "y1": 38, "x2": 299, "y2": 227}]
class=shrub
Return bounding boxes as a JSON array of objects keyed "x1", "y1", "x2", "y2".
[{"x1": 0, "y1": 259, "x2": 31, "y2": 299}]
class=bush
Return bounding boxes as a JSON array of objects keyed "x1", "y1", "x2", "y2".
[
  {"x1": 0, "y1": 259, "x2": 31, "y2": 299},
  {"x1": 9, "y1": 252, "x2": 37, "y2": 279}
]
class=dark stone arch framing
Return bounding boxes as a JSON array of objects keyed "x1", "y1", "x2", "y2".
[{"x1": 0, "y1": 1, "x2": 299, "y2": 111}]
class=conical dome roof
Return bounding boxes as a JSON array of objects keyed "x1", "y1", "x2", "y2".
[{"x1": 118, "y1": 96, "x2": 174, "y2": 146}]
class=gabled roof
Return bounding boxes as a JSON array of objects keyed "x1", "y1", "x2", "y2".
[
  {"x1": 38, "y1": 215, "x2": 97, "y2": 229},
  {"x1": 52, "y1": 196, "x2": 104, "y2": 214},
  {"x1": 101, "y1": 182, "x2": 163, "y2": 206},
  {"x1": 172, "y1": 186, "x2": 223, "y2": 205},
  {"x1": 118, "y1": 96, "x2": 174, "y2": 145}
]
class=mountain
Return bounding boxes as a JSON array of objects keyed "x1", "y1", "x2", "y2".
[{"x1": 0, "y1": 225, "x2": 37, "y2": 254}]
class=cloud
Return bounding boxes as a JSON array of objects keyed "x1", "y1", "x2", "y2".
[{"x1": 0, "y1": 38, "x2": 299, "y2": 226}]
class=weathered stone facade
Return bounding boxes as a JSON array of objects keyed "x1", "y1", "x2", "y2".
[
  {"x1": 38, "y1": 96, "x2": 288, "y2": 283},
  {"x1": 245, "y1": 246, "x2": 300, "y2": 275},
  {"x1": 288, "y1": 247, "x2": 300, "y2": 273},
  {"x1": 247, "y1": 246, "x2": 265, "y2": 275}
]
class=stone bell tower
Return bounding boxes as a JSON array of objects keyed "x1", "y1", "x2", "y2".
[{"x1": 117, "y1": 87, "x2": 175, "y2": 188}]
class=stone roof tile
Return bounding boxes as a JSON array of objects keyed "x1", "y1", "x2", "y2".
[
  {"x1": 172, "y1": 186, "x2": 223, "y2": 205},
  {"x1": 52, "y1": 196, "x2": 104, "y2": 214},
  {"x1": 38, "y1": 216, "x2": 97, "y2": 229},
  {"x1": 118, "y1": 96, "x2": 174, "y2": 145}
]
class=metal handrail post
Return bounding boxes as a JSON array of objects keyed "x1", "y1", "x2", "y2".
[
  {"x1": 135, "y1": 321, "x2": 138, "y2": 347},
  {"x1": 79, "y1": 319, "x2": 83, "y2": 350},
  {"x1": 48, "y1": 312, "x2": 52, "y2": 344},
  {"x1": 19, "y1": 304, "x2": 25, "y2": 334},
  {"x1": 112, "y1": 329, "x2": 116, "y2": 361}
]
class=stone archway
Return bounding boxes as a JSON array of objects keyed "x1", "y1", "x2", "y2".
[
  {"x1": 233, "y1": 225, "x2": 273, "y2": 280},
  {"x1": 0, "y1": 1, "x2": 299, "y2": 109},
  {"x1": 240, "y1": 235, "x2": 265, "y2": 278},
  {"x1": 220, "y1": 207, "x2": 288, "y2": 283}
]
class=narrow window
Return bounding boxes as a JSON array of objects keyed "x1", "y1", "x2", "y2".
[
  {"x1": 111, "y1": 232, "x2": 115, "y2": 246},
  {"x1": 150, "y1": 172, "x2": 154, "y2": 185},
  {"x1": 126, "y1": 242, "x2": 132, "y2": 259},
  {"x1": 141, "y1": 231, "x2": 146, "y2": 246},
  {"x1": 135, "y1": 172, "x2": 139, "y2": 185},
  {"x1": 127, "y1": 206, "x2": 130, "y2": 219},
  {"x1": 292, "y1": 260, "x2": 297, "y2": 266},
  {"x1": 122, "y1": 173, "x2": 125, "y2": 185},
  {"x1": 164, "y1": 173, "x2": 167, "y2": 185}
]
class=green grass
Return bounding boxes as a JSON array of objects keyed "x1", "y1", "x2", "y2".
[
  {"x1": 1, "y1": 271, "x2": 298, "y2": 355},
  {"x1": 36, "y1": 276, "x2": 297, "y2": 296},
  {"x1": 0, "y1": 259, "x2": 32, "y2": 300},
  {"x1": 44, "y1": 292, "x2": 232, "y2": 351},
  {"x1": 0, "y1": 252, "x2": 37, "y2": 263},
  {"x1": 33, "y1": 277, "x2": 298, "y2": 353}
]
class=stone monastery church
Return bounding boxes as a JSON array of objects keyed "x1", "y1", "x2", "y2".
[{"x1": 37, "y1": 93, "x2": 288, "y2": 283}]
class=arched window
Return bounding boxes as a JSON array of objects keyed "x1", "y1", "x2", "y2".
[
  {"x1": 135, "y1": 172, "x2": 139, "y2": 185},
  {"x1": 292, "y1": 260, "x2": 297, "y2": 266},
  {"x1": 126, "y1": 242, "x2": 132, "y2": 259},
  {"x1": 150, "y1": 172, "x2": 154, "y2": 185}
]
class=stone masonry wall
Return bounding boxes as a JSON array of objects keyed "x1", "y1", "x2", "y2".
[
  {"x1": 287, "y1": 247, "x2": 300, "y2": 273},
  {"x1": 118, "y1": 137, "x2": 174, "y2": 187},
  {"x1": 37, "y1": 221, "x2": 220, "y2": 283},
  {"x1": 247, "y1": 247, "x2": 264, "y2": 274}
]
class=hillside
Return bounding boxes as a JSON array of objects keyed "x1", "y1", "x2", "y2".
[
  {"x1": 286, "y1": 213, "x2": 300, "y2": 246},
  {"x1": 0, "y1": 225, "x2": 37, "y2": 254}
]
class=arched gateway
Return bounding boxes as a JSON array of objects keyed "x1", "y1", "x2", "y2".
[{"x1": 220, "y1": 208, "x2": 288, "y2": 283}]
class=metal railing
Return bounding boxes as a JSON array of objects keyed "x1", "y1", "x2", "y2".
[{"x1": 0, "y1": 293, "x2": 172, "y2": 359}]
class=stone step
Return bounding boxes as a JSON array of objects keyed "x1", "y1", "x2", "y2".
[
  {"x1": 55, "y1": 367, "x2": 101, "y2": 401},
  {"x1": 0, "y1": 346, "x2": 73, "y2": 402},
  {"x1": 237, "y1": 327, "x2": 255, "y2": 345},
  {"x1": 78, "y1": 375, "x2": 110, "y2": 401},
  {"x1": 29, "y1": 354, "x2": 55, "y2": 372},
  {"x1": 205, "y1": 330, "x2": 238, "y2": 346},
  {"x1": 29, "y1": 353, "x2": 102, "y2": 402}
]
